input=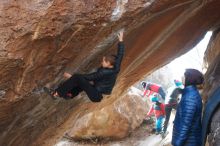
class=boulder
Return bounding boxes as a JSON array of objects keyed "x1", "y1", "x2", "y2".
[
  {"x1": 67, "y1": 92, "x2": 147, "y2": 140},
  {"x1": 1, "y1": 0, "x2": 220, "y2": 146}
]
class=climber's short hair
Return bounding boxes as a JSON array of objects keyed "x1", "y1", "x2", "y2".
[{"x1": 104, "y1": 55, "x2": 117, "y2": 66}]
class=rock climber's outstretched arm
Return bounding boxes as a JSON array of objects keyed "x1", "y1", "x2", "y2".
[{"x1": 114, "y1": 31, "x2": 125, "y2": 73}]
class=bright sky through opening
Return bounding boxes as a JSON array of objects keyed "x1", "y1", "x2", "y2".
[{"x1": 168, "y1": 31, "x2": 212, "y2": 80}]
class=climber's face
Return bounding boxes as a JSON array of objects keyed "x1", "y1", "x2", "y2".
[{"x1": 101, "y1": 57, "x2": 112, "y2": 68}]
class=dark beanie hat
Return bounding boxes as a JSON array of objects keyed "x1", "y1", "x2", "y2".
[{"x1": 184, "y1": 69, "x2": 204, "y2": 86}]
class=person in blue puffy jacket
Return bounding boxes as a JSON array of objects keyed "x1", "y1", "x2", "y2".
[{"x1": 172, "y1": 69, "x2": 204, "y2": 146}]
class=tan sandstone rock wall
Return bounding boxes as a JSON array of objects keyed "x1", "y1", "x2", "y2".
[
  {"x1": 203, "y1": 29, "x2": 220, "y2": 102},
  {"x1": 1, "y1": 0, "x2": 220, "y2": 146}
]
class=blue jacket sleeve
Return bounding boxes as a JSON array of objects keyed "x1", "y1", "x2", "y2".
[
  {"x1": 114, "y1": 42, "x2": 125, "y2": 73},
  {"x1": 174, "y1": 97, "x2": 197, "y2": 146}
]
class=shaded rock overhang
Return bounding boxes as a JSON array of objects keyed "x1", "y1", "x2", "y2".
[{"x1": 0, "y1": 0, "x2": 220, "y2": 146}]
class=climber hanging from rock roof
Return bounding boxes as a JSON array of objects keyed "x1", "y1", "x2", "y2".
[{"x1": 44, "y1": 31, "x2": 125, "y2": 102}]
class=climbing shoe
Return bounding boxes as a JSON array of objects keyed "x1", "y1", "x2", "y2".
[{"x1": 43, "y1": 87, "x2": 59, "y2": 100}]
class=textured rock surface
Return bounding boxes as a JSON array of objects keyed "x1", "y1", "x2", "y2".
[
  {"x1": 1, "y1": 0, "x2": 220, "y2": 146},
  {"x1": 203, "y1": 29, "x2": 220, "y2": 102},
  {"x1": 67, "y1": 92, "x2": 147, "y2": 140},
  {"x1": 208, "y1": 106, "x2": 220, "y2": 146},
  {"x1": 203, "y1": 29, "x2": 220, "y2": 146}
]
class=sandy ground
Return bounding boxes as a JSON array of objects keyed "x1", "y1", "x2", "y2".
[{"x1": 138, "y1": 114, "x2": 174, "y2": 146}]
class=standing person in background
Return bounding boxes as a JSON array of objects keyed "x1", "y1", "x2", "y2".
[
  {"x1": 141, "y1": 81, "x2": 166, "y2": 133},
  {"x1": 162, "y1": 80, "x2": 183, "y2": 138},
  {"x1": 147, "y1": 93, "x2": 166, "y2": 135},
  {"x1": 172, "y1": 69, "x2": 204, "y2": 146}
]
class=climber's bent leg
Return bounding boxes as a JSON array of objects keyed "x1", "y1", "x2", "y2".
[{"x1": 56, "y1": 74, "x2": 102, "y2": 102}]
